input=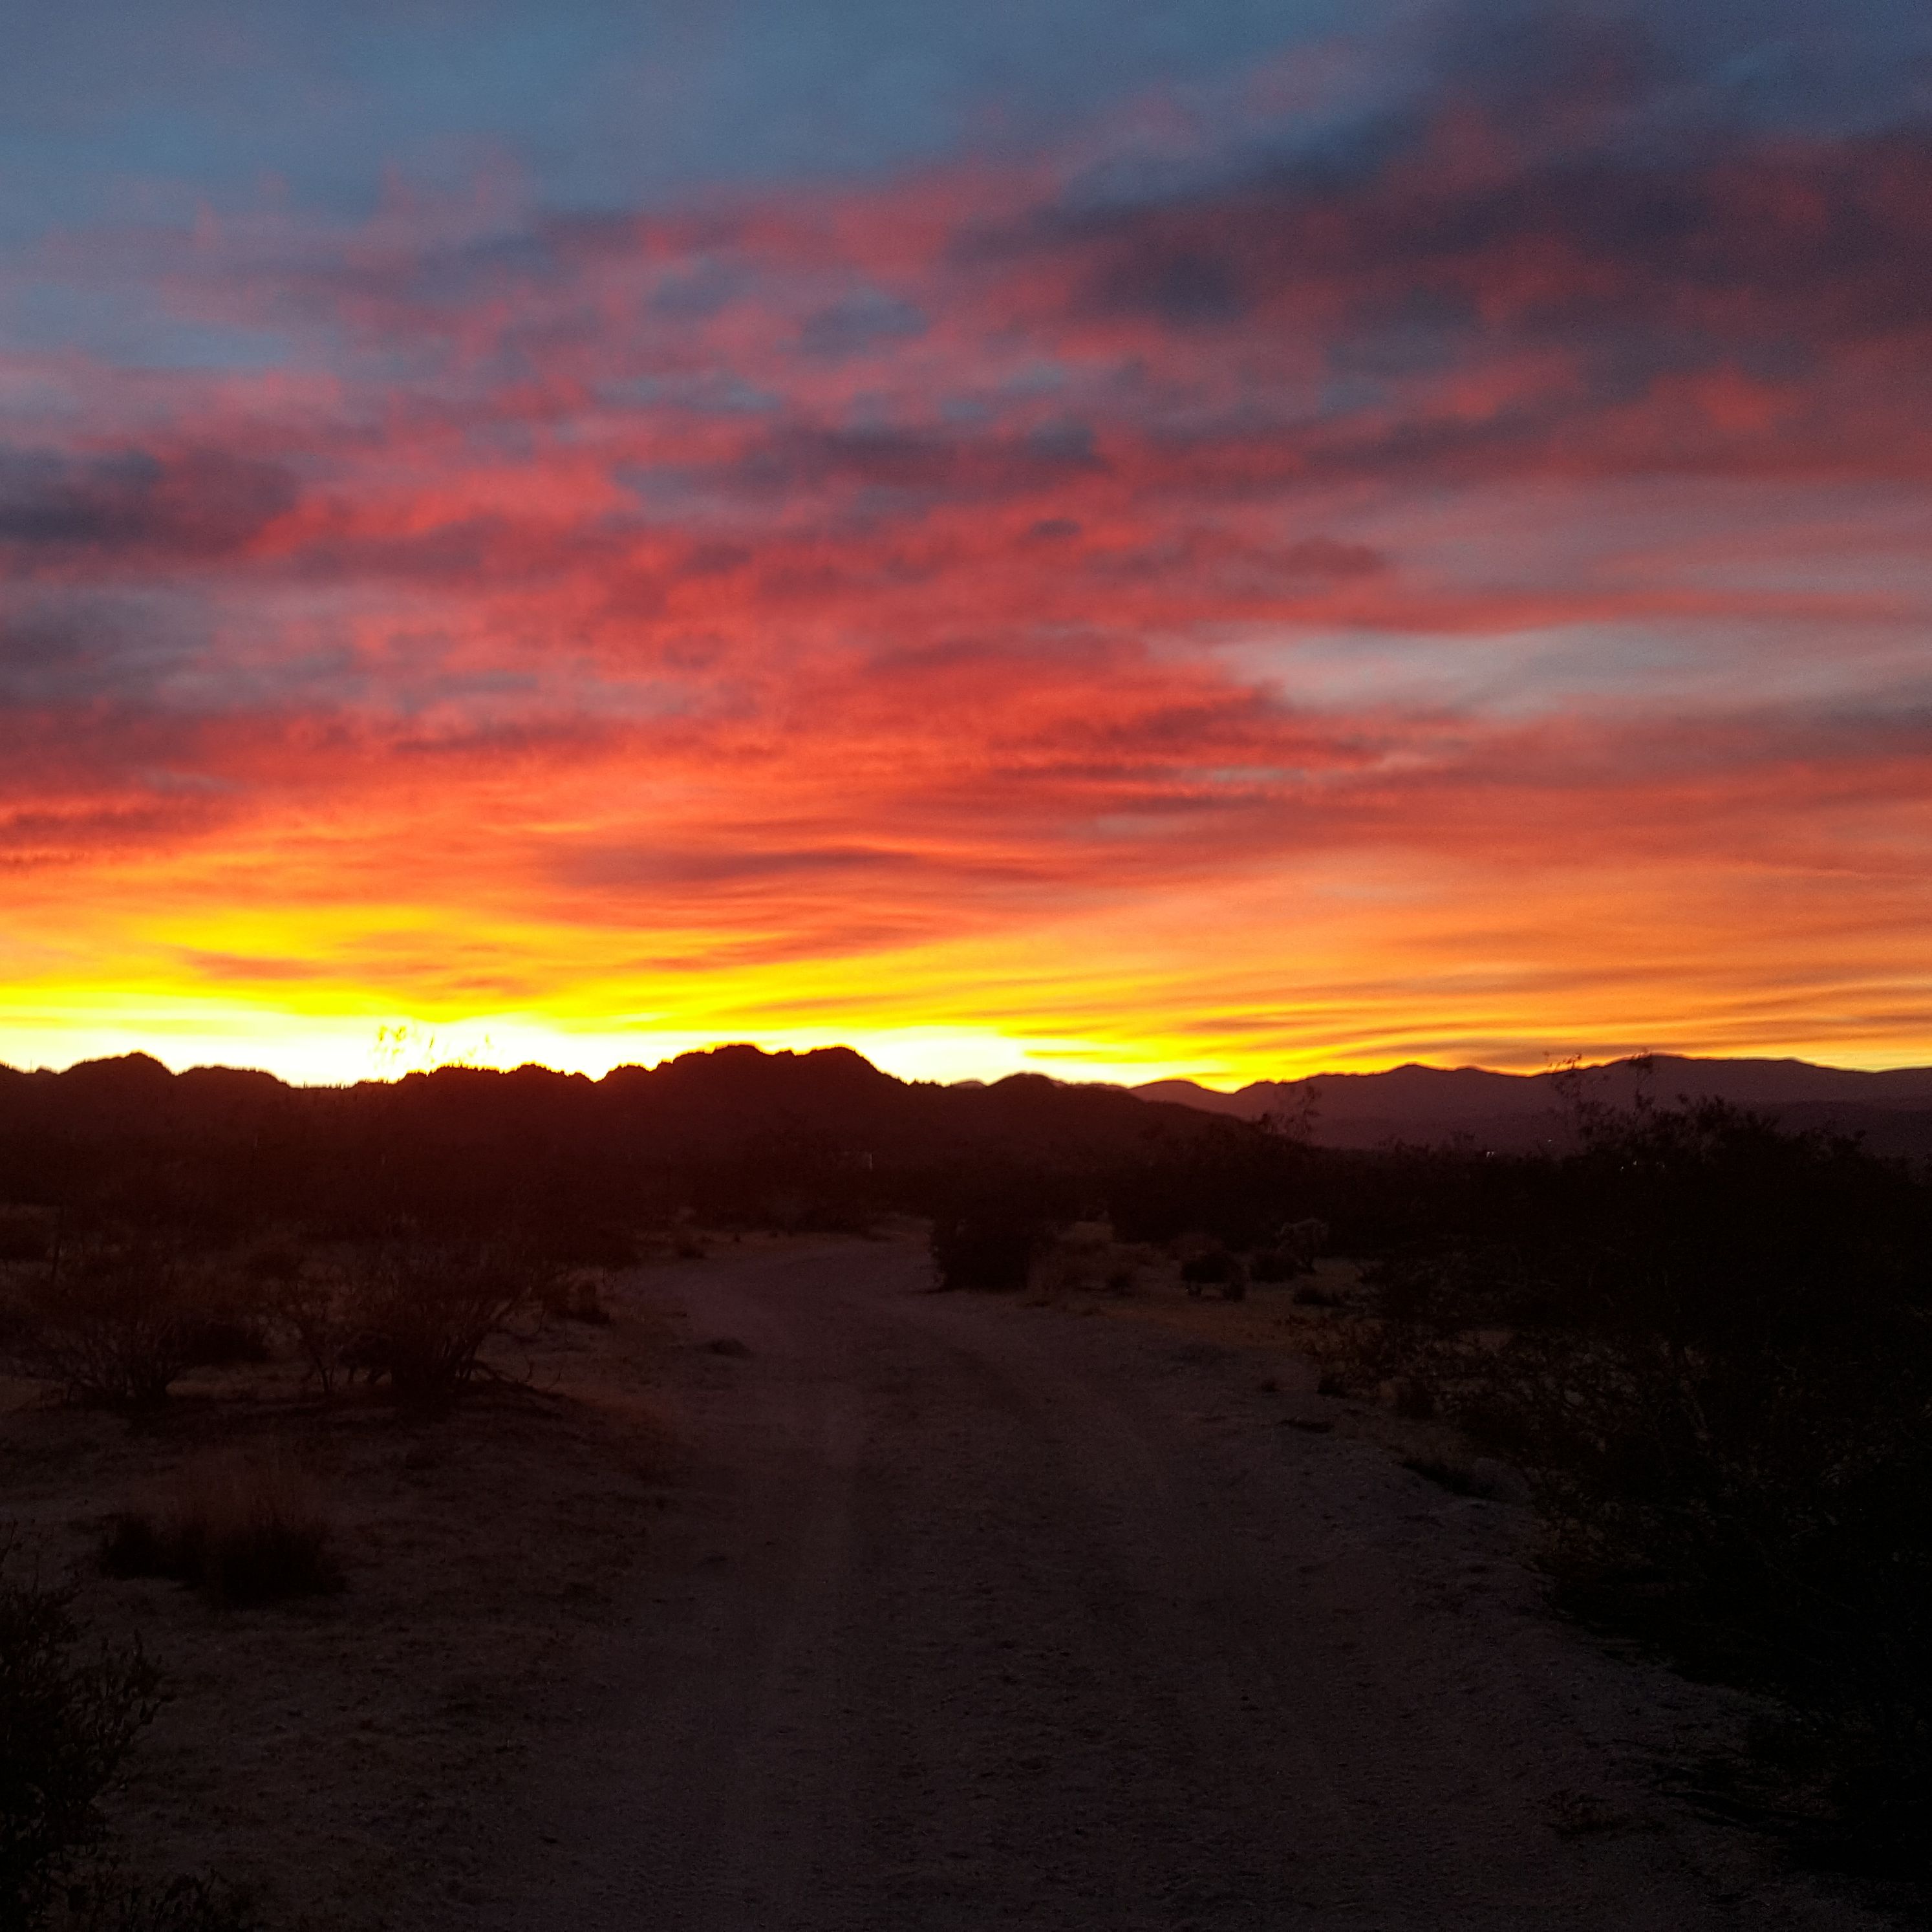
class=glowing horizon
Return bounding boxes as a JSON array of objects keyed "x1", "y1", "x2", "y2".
[{"x1": 5, "y1": 3, "x2": 1931, "y2": 1086}]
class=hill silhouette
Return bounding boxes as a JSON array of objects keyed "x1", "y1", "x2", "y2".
[
  {"x1": 1134, "y1": 1054, "x2": 1932, "y2": 1155},
  {"x1": 0, "y1": 1044, "x2": 1234, "y2": 1241}
]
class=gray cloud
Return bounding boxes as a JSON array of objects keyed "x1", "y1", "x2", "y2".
[{"x1": 0, "y1": 446, "x2": 298, "y2": 566}]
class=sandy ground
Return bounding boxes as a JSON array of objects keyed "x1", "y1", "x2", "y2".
[
  {"x1": 0, "y1": 1266, "x2": 672, "y2": 1929},
  {"x1": 473, "y1": 1238, "x2": 1892, "y2": 1931},
  {"x1": 1, "y1": 1233, "x2": 1902, "y2": 1929}
]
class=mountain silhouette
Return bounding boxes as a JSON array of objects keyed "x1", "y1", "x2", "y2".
[{"x1": 1133, "y1": 1055, "x2": 1932, "y2": 1154}]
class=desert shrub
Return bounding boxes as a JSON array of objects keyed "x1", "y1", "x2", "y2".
[
  {"x1": 1296, "y1": 1300, "x2": 1410, "y2": 1399},
  {"x1": 1249, "y1": 1247, "x2": 1300, "y2": 1283},
  {"x1": 1349, "y1": 1101, "x2": 1932, "y2": 1874},
  {"x1": 0, "y1": 1552, "x2": 160, "y2": 1926},
  {"x1": 343, "y1": 1240, "x2": 536, "y2": 1412},
  {"x1": 74, "y1": 1871, "x2": 266, "y2": 1932},
  {"x1": 267, "y1": 1240, "x2": 535, "y2": 1406},
  {"x1": 1, "y1": 1236, "x2": 206, "y2": 1410},
  {"x1": 264, "y1": 1260, "x2": 374, "y2": 1399},
  {"x1": 1179, "y1": 1248, "x2": 1235, "y2": 1285},
  {"x1": 1022, "y1": 1222, "x2": 1121, "y2": 1299},
  {"x1": 539, "y1": 1269, "x2": 612, "y2": 1326},
  {"x1": 172, "y1": 1298, "x2": 271, "y2": 1370},
  {"x1": 103, "y1": 1451, "x2": 342, "y2": 1607},
  {"x1": 1180, "y1": 1247, "x2": 1247, "y2": 1299},
  {"x1": 930, "y1": 1208, "x2": 1049, "y2": 1292}
]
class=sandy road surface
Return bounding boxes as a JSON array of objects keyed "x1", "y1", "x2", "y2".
[{"x1": 477, "y1": 1238, "x2": 1885, "y2": 1931}]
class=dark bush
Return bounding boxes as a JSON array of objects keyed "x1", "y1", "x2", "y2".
[
  {"x1": 345, "y1": 1240, "x2": 536, "y2": 1411},
  {"x1": 102, "y1": 1452, "x2": 343, "y2": 1607},
  {"x1": 540, "y1": 1271, "x2": 612, "y2": 1325},
  {"x1": 0, "y1": 1552, "x2": 160, "y2": 1926},
  {"x1": 1348, "y1": 1100, "x2": 1932, "y2": 1874},
  {"x1": 1179, "y1": 1248, "x2": 1237, "y2": 1284},
  {"x1": 1181, "y1": 1247, "x2": 1246, "y2": 1298},
  {"x1": 76, "y1": 1871, "x2": 266, "y2": 1932},
  {"x1": 1, "y1": 1236, "x2": 207, "y2": 1410},
  {"x1": 930, "y1": 1210, "x2": 1048, "y2": 1292},
  {"x1": 265, "y1": 1266, "x2": 354, "y2": 1398}
]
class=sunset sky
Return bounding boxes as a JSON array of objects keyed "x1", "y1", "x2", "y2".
[{"x1": 3, "y1": 0, "x2": 1930, "y2": 1086}]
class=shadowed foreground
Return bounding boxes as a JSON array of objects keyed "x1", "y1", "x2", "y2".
[{"x1": 475, "y1": 1240, "x2": 1882, "y2": 1931}]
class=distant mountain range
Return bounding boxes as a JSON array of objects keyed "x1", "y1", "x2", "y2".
[
  {"x1": 4, "y1": 1049, "x2": 1930, "y2": 1190},
  {"x1": 1132, "y1": 1055, "x2": 1932, "y2": 1155},
  {"x1": 0, "y1": 1045, "x2": 1231, "y2": 1232}
]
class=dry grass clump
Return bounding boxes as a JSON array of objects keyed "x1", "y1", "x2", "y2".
[{"x1": 103, "y1": 1450, "x2": 343, "y2": 1607}]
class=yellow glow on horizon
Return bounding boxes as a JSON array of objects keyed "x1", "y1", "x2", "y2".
[
  {"x1": 7, "y1": 881, "x2": 1929, "y2": 1089},
  {"x1": 6, "y1": 769, "x2": 1929, "y2": 1089}
]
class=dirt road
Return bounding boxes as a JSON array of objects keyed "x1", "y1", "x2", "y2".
[{"x1": 476, "y1": 1238, "x2": 1884, "y2": 1931}]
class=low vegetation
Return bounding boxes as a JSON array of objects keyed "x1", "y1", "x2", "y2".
[
  {"x1": 69, "y1": 1870, "x2": 266, "y2": 1932},
  {"x1": 0, "y1": 1551, "x2": 160, "y2": 1926},
  {"x1": 103, "y1": 1450, "x2": 343, "y2": 1608},
  {"x1": 0, "y1": 1227, "x2": 546, "y2": 1420},
  {"x1": 1179, "y1": 1247, "x2": 1246, "y2": 1298},
  {"x1": 1305, "y1": 1099, "x2": 1932, "y2": 1876},
  {"x1": 930, "y1": 1201, "x2": 1051, "y2": 1293},
  {"x1": 324, "y1": 1240, "x2": 539, "y2": 1414},
  {"x1": 1, "y1": 1235, "x2": 208, "y2": 1411}
]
